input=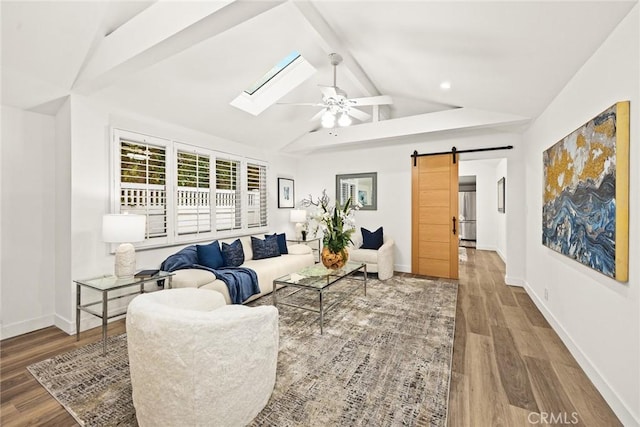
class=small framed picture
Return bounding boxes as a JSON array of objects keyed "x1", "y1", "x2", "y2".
[
  {"x1": 278, "y1": 178, "x2": 295, "y2": 208},
  {"x1": 497, "y1": 177, "x2": 505, "y2": 213}
]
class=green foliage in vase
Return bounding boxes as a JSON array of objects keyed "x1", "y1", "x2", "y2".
[{"x1": 301, "y1": 189, "x2": 360, "y2": 257}]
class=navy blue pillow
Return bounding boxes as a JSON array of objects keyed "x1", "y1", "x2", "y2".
[
  {"x1": 264, "y1": 233, "x2": 288, "y2": 254},
  {"x1": 361, "y1": 227, "x2": 384, "y2": 250},
  {"x1": 196, "y1": 241, "x2": 224, "y2": 270},
  {"x1": 221, "y1": 239, "x2": 245, "y2": 267},
  {"x1": 252, "y1": 236, "x2": 281, "y2": 260}
]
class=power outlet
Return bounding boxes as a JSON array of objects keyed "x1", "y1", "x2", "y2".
[{"x1": 544, "y1": 288, "x2": 549, "y2": 301}]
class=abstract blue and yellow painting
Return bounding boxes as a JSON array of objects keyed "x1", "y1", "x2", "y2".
[{"x1": 542, "y1": 102, "x2": 629, "y2": 282}]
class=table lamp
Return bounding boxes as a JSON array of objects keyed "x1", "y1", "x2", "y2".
[
  {"x1": 103, "y1": 213, "x2": 146, "y2": 278},
  {"x1": 289, "y1": 209, "x2": 307, "y2": 240}
]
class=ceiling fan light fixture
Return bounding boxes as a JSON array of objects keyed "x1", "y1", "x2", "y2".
[
  {"x1": 321, "y1": 110, "x2": 336, "y2": 128},
  {"x1": 338, "y1": 112, "x2": 352, "y2": 127}
]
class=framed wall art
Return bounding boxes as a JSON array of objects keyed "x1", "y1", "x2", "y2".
[
  {"x1": 542, "y1": 101, "x2": 629, "y2": 282},
  {"x1": 277, "y1": 178, "x2": 295, "y2": 208}
]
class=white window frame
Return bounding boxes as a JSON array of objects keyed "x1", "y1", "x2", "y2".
[
  {"x1": 111, "y1": 129, "x2": 172, "y2": 249},
  {"x1": 111, "y1": 128, "x2": 269, "y2": 250},
  {"x1": 246, "y1": 159, "x2": 268, "y2": 230},
  {"x1": 173, "y1": 142, "x2": 215, "y2": 243},
  {"x1": 213, "y1": 152, "x2": 244, "y2": 236}
]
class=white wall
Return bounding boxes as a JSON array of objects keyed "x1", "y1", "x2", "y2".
[
  {"x1": 54, "y1": 98, "x2": 73, "y2": 332},
  {"x1": 295, "y1": 131, "x2": 524, "y2": 281},
  {"x1": 522, "y1": 5, "x2": 639, "y2": 425},
  {"x1": 1, "y1": 106, "x2": 57, "y2": 339},
  {"x1": 458, "y1": 159, "x2": 504, "y2": 253}
]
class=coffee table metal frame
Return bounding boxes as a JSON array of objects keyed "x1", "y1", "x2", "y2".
[
  {"x1": 272, "y1": 262, "x2": 367, "y2": 334},
  {"x1": 74, "y1": 272, "x2": 174, "y2": 355}
]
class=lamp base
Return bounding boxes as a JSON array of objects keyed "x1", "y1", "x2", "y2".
[{"x1": 114, "y1": 243, "x2": 136, "y2": 279}]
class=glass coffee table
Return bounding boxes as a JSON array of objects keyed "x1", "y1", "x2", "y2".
[{"x1": 272, "y1": 261, "x2": 367, "y2": 334}]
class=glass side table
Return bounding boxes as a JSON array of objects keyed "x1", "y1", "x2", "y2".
[
  {"x1": 74, "y1": 271, "x2": 174, "y2": 355},
  {"x1": 287, "y1": 237, "x2": 321, "y2": 263}
]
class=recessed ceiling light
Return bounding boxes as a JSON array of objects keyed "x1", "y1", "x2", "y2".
[{"x1": 440, "y1": 81, "x2": 451, "y2": 90}]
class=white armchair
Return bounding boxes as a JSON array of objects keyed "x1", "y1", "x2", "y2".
[
  {"x1": 349, "y1": 233, "x2": 395, "y2": 280},
  {"x1": 126, "y1": 288, "x2": 278, "y2": 427}
]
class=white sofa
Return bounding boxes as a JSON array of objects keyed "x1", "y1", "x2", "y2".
[
  {"x1": 348, "y1": 233, "x2": 395, "y2": 280},
  {"x1": 127, "y1": 288, "x2": 278, "y2": 426},
  {"x1": 170, "y1": 235, "x2": 315, "y2": 304}
]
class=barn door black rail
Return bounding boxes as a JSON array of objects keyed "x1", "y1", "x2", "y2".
[{"x1": 411, "y1": 145, "x2": 514, "y2": 166}]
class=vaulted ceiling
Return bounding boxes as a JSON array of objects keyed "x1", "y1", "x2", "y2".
[{"x1": 1, "y1": 1, "x2": 635, "y2": 153}]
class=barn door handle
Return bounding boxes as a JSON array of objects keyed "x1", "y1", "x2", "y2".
[{"x1": 452, "y1": 217, "x2": 457, "y2": 235}]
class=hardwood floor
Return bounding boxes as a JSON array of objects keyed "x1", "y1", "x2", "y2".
[
  {"x1": 1, "y1": 321, "x2": 126, "y2": 426},
  {"x1": 448, "y1": 248, "x2": 621, "y2": 426},
  {"x1": 0, "y1": 249, "x2": 621, "y2": 426}
]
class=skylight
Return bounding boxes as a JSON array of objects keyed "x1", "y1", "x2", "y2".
[
  {"x1": 230, "y1": 51, "x2": 316, "y2": 116},
  {"x1": 244, "y1": 51, "x2": 301, "y2": 96}
]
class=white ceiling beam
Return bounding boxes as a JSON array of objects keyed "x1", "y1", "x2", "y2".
[
  {"x1": 291, "y1": 1, "x2": 379, "y2": 98},
  {"x1": 74, "y1": 0, "x2": 285, "y2": 95},
  {"x1": 283, "y1": 108, "x2": 530, "y2": 153}
]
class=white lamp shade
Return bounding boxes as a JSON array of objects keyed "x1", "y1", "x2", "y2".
[
  {"x1": 289, "y1": 209, "x2": 307, "y2": 223},
  {"x1": 103, "y1": 214, "x2": 146, "y2": 243}
]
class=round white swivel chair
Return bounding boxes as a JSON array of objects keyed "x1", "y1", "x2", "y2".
[{"x1": 126, "y1": 288, "x2": 278, "y2": 427}]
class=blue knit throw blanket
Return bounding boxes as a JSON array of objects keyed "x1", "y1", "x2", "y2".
[{"x1": 160, "y1": 245, "x2": 260, "y2": 304}]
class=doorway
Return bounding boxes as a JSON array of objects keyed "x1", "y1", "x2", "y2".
[{"x1": 459, "y1": 175, "x2": 477, "y2": 249}]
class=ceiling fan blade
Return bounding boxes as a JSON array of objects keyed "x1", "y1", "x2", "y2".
[
  {"x1": 347, "y1": 107, "x2": 371, "y2": 122},
  {"x1": 276, "y1": 102, "x2": 325, "y2": 107},
  {"x1": 348, "y1": 95, "x2": 393, "y2": 106},
  {"x1": 318, "y1": 85, "x2": 337, "y2": 99},
  {"x1": 310, "y1": 108, "x2": 327, "y2": 122}
]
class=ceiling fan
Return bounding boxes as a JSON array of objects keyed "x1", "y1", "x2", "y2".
[{"x1": 282, "y1": 53, "x2": 393, "y2": 128}]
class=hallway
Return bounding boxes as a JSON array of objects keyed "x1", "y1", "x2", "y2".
[{"x1": 447, "y1": 249, "x2": 621, "y2": 426}]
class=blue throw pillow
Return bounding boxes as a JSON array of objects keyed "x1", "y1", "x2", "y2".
[
  {"x1": 221, "y1": 239, "x2": 245, "y2": 267},
  {"x1": 196, "y1": 241, "x2": 224, "y2": 269},
  {"x1": 361, "y1": 227, "x2": 384, "y2": 250},
  {"x1": 264, "y1": 233, "x2": 288, "y2": 254},
  {"x1": 252, "y1": 236, "x2": 281, "y2": 260}
]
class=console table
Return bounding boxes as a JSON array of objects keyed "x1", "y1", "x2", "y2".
[{"x1": 75, "y1": 272, "x2": 174, "y2": 355}]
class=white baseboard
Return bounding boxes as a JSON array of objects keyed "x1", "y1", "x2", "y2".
[
  {"x1": 523, "y1": 282, "x2": 640, "y2": 427},
  {"x1": 475, "y1": 245, "x2": 497, "y2": 251},
  {"x1": 1, "y1": 314, "x2": 54, "y2": 340},
  {"x1": 496, "y1": 248, "x2": 507, "y2": 263},
  {"x1": 394, "y1": 264, "x2": 411, "y2": 273},
  {"x1": 1, "y1": 312, "x2": 125, "y2": 339},
  {"x1": 504, "y1": 275, "x2": 525, "y2": 287},
  {"x1": 54, "y1": 314, "x2": 75, "y2": 335}
]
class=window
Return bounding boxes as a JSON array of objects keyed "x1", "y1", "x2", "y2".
[
  {"x1": 112, "y1": 129, "x2": 268, "y2": 248},
  {"x1": 118, "y1": 136, "x2": 167, "y2": 242},
  {"x1": 230, "y1": 52, "x2": 316, "y2": 116},
  {"x1": 215, "y1": 158, "x2": 242, "y2": 232},
  {"x1": 247, "y1": 162, "x2": 267, "y2": 228},
  {"x1": 176, "y1": 148, "x2": 211, "y2": 237},
  {"x1": 244, "y1": 51, "x2": 301, "y2": 95}
]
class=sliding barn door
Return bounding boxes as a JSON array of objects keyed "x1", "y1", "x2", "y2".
[{"x1": 411, "y1": 153, "x2": 459, "y2": 279}]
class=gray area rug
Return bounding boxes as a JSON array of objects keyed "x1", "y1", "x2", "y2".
[{"x1": 28, "y1": 275, "x2": 457, "y2": 426}]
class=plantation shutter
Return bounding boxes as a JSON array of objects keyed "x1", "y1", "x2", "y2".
[
  {"x1": 176, "y1": 150, "x2": 211, "y2": 236},
  {"x1": 215, "y1": 158, "x2": 242, "y2": 231},
  {"x1": 247, "y1": 162, "x2": 267, "y2": 228},
  {"x1": 119, "y1": 140, "x2": 167, "y2": 239}
]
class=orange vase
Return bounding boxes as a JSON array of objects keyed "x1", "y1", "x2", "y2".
[{"x1": 321, "y1": 247, "x2": 349, "y2": 270}]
